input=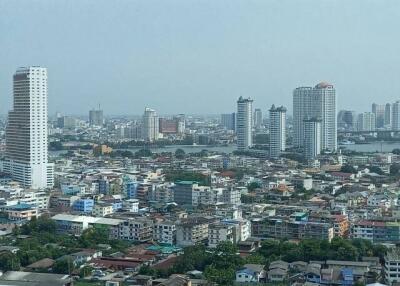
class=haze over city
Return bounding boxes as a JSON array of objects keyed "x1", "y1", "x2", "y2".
[{"x1": 2, "y1": 0, "x2": 400, "y2": 115}]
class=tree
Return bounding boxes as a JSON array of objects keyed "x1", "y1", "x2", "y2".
[
  {"x1": 175, "y1": 148, "x2": 186, "y2": 159},
  {"x1": 390, "y1": 163, "x2": 400, "y2": 176},
  {"x1": 369, "y1": 166, "x2": 384, "y2": 175},
  {"x1": 53, "y1": 257, "x2": 74, "y2": 274},
  {"x1": 135, "y1": 149, "x2": 152, "y2": 158},
  {"x1": 80, "y1": 265, "x2": 93, "y2": 278},
  {"x1": 247, "y1": 181, "x2": 261, "y2": 192},
  {"x1": 0, "y1": 252, "x2": 20, "y2": 271},
  {"x1": 340, "y1": 164, "x2": 357, "y2": 174},
  {"x1": 393, "y1": 149, "x2": 400, "y2": 155}
]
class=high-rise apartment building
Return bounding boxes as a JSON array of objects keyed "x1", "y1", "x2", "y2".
[
  {"x1": 385, "y1": 103, "x2": 392, "y2": 127},
  {"x1": 372, "y1": 103, "x2": 385, "y2": 129},
  {"x1": 337, "y1": 110, "x2": 356, "y2": 130},
  {"x1": 269, "y1": 105, "x2": 286, "y2": 158},
  {"x1": 254, "y1": 108, "x2": 262, "y2": 129},
  {"x1": 3, "y1": 67, "x2": 54, "y2": 189},
  {"x1": 89, "y1": 108, "x2": 104, "y2": 126},
  {"x1": 304, "y1": 117, "x2": 321, "y2": 159},
  {"x1": 357, "y1": 112, "x2": 376, "y2": 131},
  {"x1": 293, "y1": 82, "x2": 337, "y2": 152},
  {"x1": 221, "y1": 113, "x2": 236, "y2": 131},
  {"x1": 392, "y1": 101, "x2": 400, "y2": 130},
  {"x1": 236, "y1": 97, "x2": 253, "y2": 150},
  {"x1": 143, "y1": 108, "x2": 159, "y2": 142}
]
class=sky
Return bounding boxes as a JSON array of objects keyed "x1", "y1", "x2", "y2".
[{"x1": 1, "y1": 0, "x2": 400, "y2": 116}]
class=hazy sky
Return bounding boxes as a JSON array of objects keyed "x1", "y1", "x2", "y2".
[{"x1": 1, "y1": 0, "x2": 400, "y2": 116}]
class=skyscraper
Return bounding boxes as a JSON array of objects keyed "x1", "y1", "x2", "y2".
[
  {"x1": 89, "y1": 108, "x2": 104, "y2": 126},
  {"x1": 254, "y1": 108, "x2": 263, "y2": 129},
  {"x1": 372, "y1": 103, "x2": 385, "y2": 129},
  {"x1": 143, "y1": 107, "x2": 159, "y2": 142},
  {"x1": 337, "y1": 110, "x2": 356, "y2": 130},
  {"x1": 269, "y1": 105, "x2": 286, "y2": 158},
  {"x1": 385, "y1": 103, "x2": 392, "y2": 127},
  {"x1": 236, "y1": 97, "x2": 253, "y2": 150},
  {"x1": 293, "y1": 82, "x2": 337, "y2": 152},
  {"x1": 357, "y1": 112, "x2": 376, "y2": 131},
  {"x1": 392, "y1": 101, "x2": 400, "y2": 130},
  {"x1": 3, "y1": 67, "x2": 54, "y2": 189},
  {"x1": 304, "y1": 118, "x2": 321, "y2": 159},
  {"x1": 221, "y1": 113, "x2": 236, "y2": 131}
]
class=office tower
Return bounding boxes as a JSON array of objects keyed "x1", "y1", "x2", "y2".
[
  {"x1": 254, "y1": 108, "x2": 262, "y2": 129},
  {"x1": 293, "y1": 82, "x2": 337, "y2": 152},
  {"x1": 385, "y1": 103, "x2": 392, "y2": 127},
  {"x1": 3, "y1": 67, "x2": 54, "y2": 189},
  {"x1": 236, "y1": 97, "x2": 253, "y2": 150},
  {"x1": 372, "y1": 103, "x2": 385, "y2": 129},
  {"x1": 304, "y1": 118, "x2": 321, "y2": 159},
  {"x1": 337, "y1": 110, "x2": 356, "y2": 130},
  {"x1": 221, "y1": 113, "x2": 236, "y2": 131},
  {"x1": 357, "y1": 112, "x2": 376, "y2": 131},
  {"x1": 143, "y1": 108, "x2": 159, "y2": 142},
  {"x1": 269, "y1": 105, "x2": 286, "y2": 158},
  {"x1": 89, "y1": 108, "x2": 104, "y2": 126},
  {"x1": 392, "y1": 101, "x2": 400, "y2": 130}
]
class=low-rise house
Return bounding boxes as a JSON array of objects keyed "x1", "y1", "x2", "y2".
[{"x1": 236, "y1": 264, "x2": 266, "y2": 283}]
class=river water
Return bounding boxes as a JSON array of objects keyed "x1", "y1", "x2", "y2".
[{"x1": 49, "y1": 142, "x2": 400, "y2": 157}]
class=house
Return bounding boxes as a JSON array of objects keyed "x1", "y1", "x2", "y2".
[
  {"x1": 26, "y1": 258, "x2": 55, "y2": 272},
  {"x1": 268, "y1": 260, "x2": 289, "y2": 282},
  {"x1": 236, "y1": 264, "x2": 266, "y2": 283}
]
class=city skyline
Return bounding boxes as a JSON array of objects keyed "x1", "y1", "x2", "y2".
[{"x1": 2, "y1": 0, "x2": 400, "y2": 115}]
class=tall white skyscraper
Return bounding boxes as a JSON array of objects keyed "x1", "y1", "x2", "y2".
[
  {"x1": 236, "y1": 97, "x2": 253, "y2": 150},
  {"x1": 269, "y1": 105, "x2": 286, "y2": 158},
  {"x1": 142, "y1": 107, "x2": 159, "y2": 142},
  {"x1": 254, "y1": 108, "x2": 262, "y2": 129},
  {"x1": 3, "y1": 67, "x2": 54, "y2": 189},
  {"x1": 304, "y1": 117, "x2": 321, "y2": 159},
  {"x1": 293, "y1": 82, "x2": 337, "y2": 152}
]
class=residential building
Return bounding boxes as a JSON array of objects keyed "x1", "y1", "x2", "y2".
[
  {"x1": 153, "y1": 221, "x2": 176, "y2": 245},
  {"x1": 385, "y1": 248, "x2": 400, "y2": 285},
  {"x1": 118, "y1": 218, "x2": 153, "y2": 242},
  {"x1": 208, "y1": 222, "x2": 235, "y2": 248},
  {"x1": 385, "y1": 103, "x2": 392, "y2": 127},
  {"x1": 293, "y1": 82, "x2": 337, "y2": 151},
  {"x1": 357, "y1": 112, "x2": 376, "y2": 131},
  {"x1": 221, "y1": 113, "x2": 236, "y2": 131},
  {"x1": 89, "y1": 108, "x2": 104, "y2": 126},
  {"x1": 142, "y1": 107, "x2": 159, "y2": 142},
  {"x1": 304, "y1": 117, "x2": 322, "y2": 159},
  {"x1": 372, "y1": 103, "x2": 385, "y2": 128},
  {"x1": 72, "y1": 198, "x2": 94, "y2": 213},
  {"x1": 237, "y1": 97, "x2": 253, "y2": 150},
  {"x1": 236, "y1": 264, "x2": 266, "y2": 283},
  {"x1": 254, "y1": 108, "x2": 262, "y2": 129},
  {"x1": 392, "y1": 101, "x2": 400, "y2": 131},
  {"x1": 176, "y1": 217, "x2": 211, "y2": 247},
  {"x1": 3, "y1": 67, "x2": 54, "y2": 189},
  {"x1": 269, "y1": 105, "x2": 286, "y2": 158}
]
